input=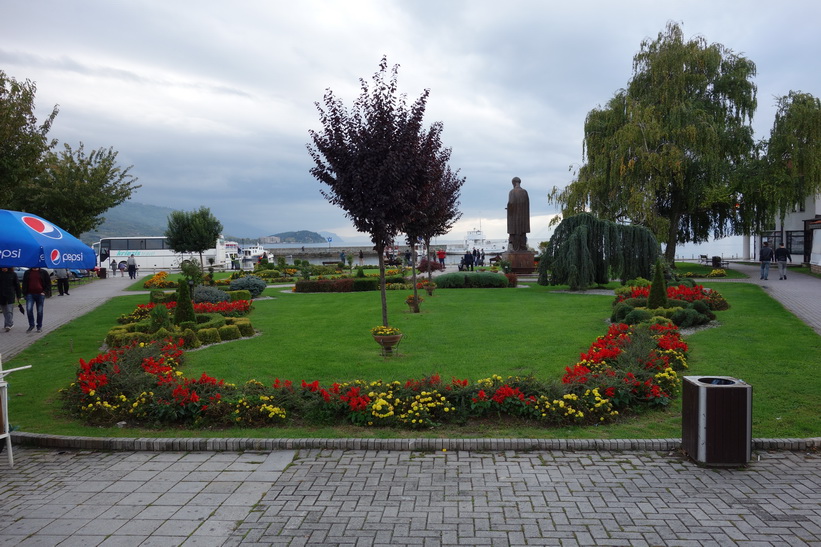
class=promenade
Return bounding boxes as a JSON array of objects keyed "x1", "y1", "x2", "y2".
[{"x1": 1, "y1": 264, "x2": 820, "y2": 546}]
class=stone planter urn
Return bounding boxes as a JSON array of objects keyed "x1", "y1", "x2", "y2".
[{"x1": 373, "y1": 334, "x2": 403, "y2": 356}]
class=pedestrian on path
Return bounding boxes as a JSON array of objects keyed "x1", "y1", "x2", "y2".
[
  {"x1": 22, "y1": 266, "x2": 51, "y2": 333},
  {"x1": 127, "y1": 254, "x2": 137, "y2": 279},
  {"x1": 759, "y1": 241, "x2": 774, "y2": 280},
  {"x1": 0, "y1": 266, "x2": 22, "y2": 332},
  {"x1": 54, "y1": 267, "x2": 70, "y2": 295},
  {"x1": 775, "y1": 243, "x2": 792, "y2": 280}
]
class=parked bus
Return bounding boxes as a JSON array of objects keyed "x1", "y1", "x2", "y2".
[{"x1": 93, "y1": 236, "x2": 231, "y2": 272}]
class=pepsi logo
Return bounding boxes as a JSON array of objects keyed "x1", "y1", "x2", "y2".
[
  {"x1": 51, "y1": 249, "x2": 61, "y2": 264},
  {"x1": 22, "y1": 216, "x2": 63, "y2": 240}
]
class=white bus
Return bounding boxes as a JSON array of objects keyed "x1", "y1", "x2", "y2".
[{"x1": 93, "y1": 236, "x2": 231, "y2": 272}]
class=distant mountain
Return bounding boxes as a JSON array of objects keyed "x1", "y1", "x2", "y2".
[
  {"x1": 80, "y1": 202, "x2": 176, "y2": 244},
  {"x1": 274, "y1": 230, "x2": 326, "y2": 243}
]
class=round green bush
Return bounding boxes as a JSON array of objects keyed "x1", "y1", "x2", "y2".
[
  {"x1": 611, "y1": 302, "x2": 634, "y2": 323},
  {"x1": 218, "y1": 325, "x2": 242, "y2": 341},
  {"x1": 623, "y1": 308, "x2": 653, "y2": 325}
]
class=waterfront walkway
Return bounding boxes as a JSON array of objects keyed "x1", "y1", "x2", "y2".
[{"x1": 1, "y1": 264, "x2": 819, "y2": 546}]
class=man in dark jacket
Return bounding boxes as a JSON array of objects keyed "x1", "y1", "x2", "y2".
[
  {"x1": 774, "y1": 243, "x2": 792, "y2": 280},
  {"x1": 0, "y1": 267, "x2": 22, "y2": 332},
  {"x1": 22, "y1": 267, "x2": 52, "y2": 333},
  {"x1": 759, "y1": 241, "x2": 774, "y2": 280}
]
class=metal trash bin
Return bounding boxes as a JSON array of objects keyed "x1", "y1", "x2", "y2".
[
  {"x1": 98, "y1": 267, "x2": 107, "y2": 279},
  {"x1": 682, "y1": 376, "x2": 752, "y2": 466}
]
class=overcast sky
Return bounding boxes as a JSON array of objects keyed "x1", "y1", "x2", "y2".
[{"x1": 3, "y1": 0, "x2": 819, "y2": 247}]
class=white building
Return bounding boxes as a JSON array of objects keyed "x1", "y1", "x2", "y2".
[{"x1": 748, "y1": 193, "x2": 821, "y2": 273}]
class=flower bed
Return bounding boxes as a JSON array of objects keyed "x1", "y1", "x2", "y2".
[{"x1": 63, "y1": 318, "x2": 690, "y2": 429}]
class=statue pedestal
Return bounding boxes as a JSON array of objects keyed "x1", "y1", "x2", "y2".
[{"x1": 504, "y1": 251, "x2": 536, "y2": 274}]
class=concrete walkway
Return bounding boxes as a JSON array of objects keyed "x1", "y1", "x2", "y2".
[{"x1": 1, "y1": 264, "x2": 820, "y2": 545}]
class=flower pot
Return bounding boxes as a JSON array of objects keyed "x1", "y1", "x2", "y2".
[
  {"x1": 373, "y1": 334, "x2": 403, "y2": 355},
  {"x1": 424, "y1": 288, "x2": 435, "y2": 296}
]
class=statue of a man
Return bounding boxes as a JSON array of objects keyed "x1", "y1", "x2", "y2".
[{"x1": 506, "y1": 176, "x2": 530, "y2": 251}]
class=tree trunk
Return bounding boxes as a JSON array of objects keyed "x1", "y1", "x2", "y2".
[
  {"x1": 376, "y1": 243, "x2": 389, "y2": 327},
  {"x1": 410, "y1": 244, "x2": 420, "y2": 313},
  {"x1": 424, "y1": 237, "x2": 434, "y2": 282},
  {"x1": 664, "y1": 213, "x2": 680, "y2": 264}
]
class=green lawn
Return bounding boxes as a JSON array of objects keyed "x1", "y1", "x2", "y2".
[{"x1": 5, "y1": 277, "x2": 820, "y2": 439}]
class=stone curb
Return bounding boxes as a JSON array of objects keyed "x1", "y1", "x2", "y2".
[{"x1": 11, "y1": 431, "x2": 821, "y2": 452}]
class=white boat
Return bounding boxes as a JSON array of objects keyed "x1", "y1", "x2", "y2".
[
  {"x1": 238, "y1": 243, "x2": 266, "y2": 268},
  {"x1": 446, "y1": 229, "x2": 507, "y2": 256}
]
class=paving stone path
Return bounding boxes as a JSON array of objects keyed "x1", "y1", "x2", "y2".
[{"x1": 1, "y1": 447, "x2": 819, "y2": 546}]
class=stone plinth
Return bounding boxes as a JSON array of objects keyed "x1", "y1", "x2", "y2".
[{"x1": 505, "y1": 251, "x2": 536, "y2": 274}]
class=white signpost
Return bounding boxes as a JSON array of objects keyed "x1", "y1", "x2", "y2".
[{"x1": 0, "y1": 355, "x2": 32, "y2": 467}]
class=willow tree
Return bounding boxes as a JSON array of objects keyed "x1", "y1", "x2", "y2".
[
  {"x1": 740, "y1": 92, "x2": 821, "y2": 236},
  {"x1": 549, "y1": 22, "x2": 757, "y2": 262},
  {"x1": 537, "y1": 213, "x2": 659, "y2": 290},
  {"x1": 307, "y1": 57, "x2": 431, "y2": 327}
]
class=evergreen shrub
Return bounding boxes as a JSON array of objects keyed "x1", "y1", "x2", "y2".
[
  {"x1": 227, "y1": 290, "x2": 252, "y2": 301},
  {"x1": 647, "y1": 261, "x2": 668, "y2": 309},
  {"x1": 624, "y1": 308, "x2": 653, "y2": 325},
  {"x1": 229, "y1": 275, "x2": 267, "y2": 298},
  {"x1": 196, "y1": 313, "x2": 226, "y2": 330},
  {"x1": 174, "y1": 281, "x2": 196, "y2": 324},
  {"x1": 197, "y1": 328, "x2": 221, "y2": 345},
  {"x1": 218, "y1": 325, "x2": 242, "y2": 341},
  {"x1": 193, "y1": 285, "x2": 230, "y2": 304}
]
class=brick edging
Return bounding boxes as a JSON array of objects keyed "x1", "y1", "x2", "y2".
[{"x1": 11, "y1": 432, "x2": 820, "y2": 452}]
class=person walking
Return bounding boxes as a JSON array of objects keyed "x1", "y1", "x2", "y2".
[
  {"x1": 759, "y1": 241, "x2": 774, "y2": 280},
  {"x1": 0, "y1": 267, "x2": 22, "y2": 332},
  {"x1": 358, "y1": 249, "x2": 364, "y2": 266},
  {"x1": 22, "y1": 266, "x2": 52, "y2": 333},
  {"x1": 774, "y1": 243, "x2": 792, "y2": 280},
  {"x1": 54, "y1": 268, "x2": 70, "y2": 295},
  {"x1": 110, "y1": 259, "x2": 117, "y2": 279},
  {"x1": 436, "y1": 248, "x2": 446, "y2": 267},
  {"x1": 127, "y1": 254, "x2": 137, "y2": 279}
]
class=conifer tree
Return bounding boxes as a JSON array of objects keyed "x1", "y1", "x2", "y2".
[
  {"x1": 174, "y1": 280, "x2": 196, "y2": 325},
  {"x1": 647, "y1": 260, "x2": 668, "y2": 309}
]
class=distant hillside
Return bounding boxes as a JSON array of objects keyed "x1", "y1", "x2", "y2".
[
  {"x1": 274, "y1": 230, "x2": 326, "y2": 243},
  {"x1": 80, "y1": 202, "x2": 175, "y2": 244}
]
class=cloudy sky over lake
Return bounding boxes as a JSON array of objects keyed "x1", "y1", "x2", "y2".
[{"x1": 3, "y1": 0, "x2": 819, "y2": 250}]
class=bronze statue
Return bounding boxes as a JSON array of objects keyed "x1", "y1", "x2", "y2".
[{"x1": 506, "y1": 176, "x2": 530, "y2": 251}]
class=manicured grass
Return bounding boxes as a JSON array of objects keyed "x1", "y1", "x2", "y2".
[{"x1": 5, "y1": 280, "x2": 820, "y2": 439}]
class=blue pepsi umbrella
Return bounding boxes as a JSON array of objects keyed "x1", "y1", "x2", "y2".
[{"x1": 0, "y1": 209, "x2": 97, "y2": 269}]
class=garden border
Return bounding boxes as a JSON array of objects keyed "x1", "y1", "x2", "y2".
[{"x1": 11, "y1": 431, "x2": 820, "y2": 452}]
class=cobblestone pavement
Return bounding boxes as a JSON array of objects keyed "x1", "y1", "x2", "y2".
[{"x1": 1, "y1": 447, "x2": 819, "y2": 546}]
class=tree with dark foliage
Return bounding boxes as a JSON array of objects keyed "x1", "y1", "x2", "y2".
[
  {"x1": 307, "y1": 57, "x2": 433, "y2": 326},
  {"x1": 401, "y1": 122, "x2": 464, "y2": 309}
]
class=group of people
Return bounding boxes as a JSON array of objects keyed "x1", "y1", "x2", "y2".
[
  {"x1": 109, "y1": 254, "x2": 138, "y2": 279},
  {"x1": 459, "y1": 248, "x2": 486, "y2": 271},
  {"x1": 0, "y1": 266, "x2": 52, "y2": 333},
  {"x1": 759, "y1": 242, "x2": 793, "y2": 281}
]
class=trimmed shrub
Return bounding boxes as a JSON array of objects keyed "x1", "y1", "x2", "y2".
[
  {"x1": 218, "y1": 325, "x2": 242, "y2": 341},
  {"x1": 226, "y1": 318, "x2": 255, "y2": 337},
  {"x1": 180, "y1": 329, "x2": 202, "y2": 349},
  {"x1": 193, "y1": 285, "x2": 230, "y2": 304},
  {"x1": 671, "y1": 308, "x2": 705, "y2": 328},
  {"x1": 611, "y1": 302, "x2": 634, "y2": 323},
  {"x1": 197, "y1": 328, "x2": 220, "y2": 345},
  {"x1": 229, "y1": 275, "x2": 267, "y2": 298},
  {"x1": 174, "y1": 281, "x2": 196, "y2": 325},
  {"x1": 226, "y1": 289, "x2": 252, "y2": 301},
  {"x1": 149, "y1": 290, "x2": 175, "y2": 304},
  {"x1": 178, "y1": 320, "x2": 196, "y2": 331},
  {"x1": 196, "y1": 312, "x2": 226, "y2": 330},
  {"x1": 623, "y1": 308, "x2": 653, "y2": 325},
  {"x1": 690, "y1": 299, "x2": 716, "y2": 320},
  {"x1": 434, "y1": 273, "x2": 466, "y2": 288},
  {"x1": 352, "y1": 278, "x2": 379, "y2": 291},
  {"x1": 647, "y1": 261, "x2": 668, "y2": 309},
  {"x1": 505, "y1": 273, "x2": 518, "y2": 287}
]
